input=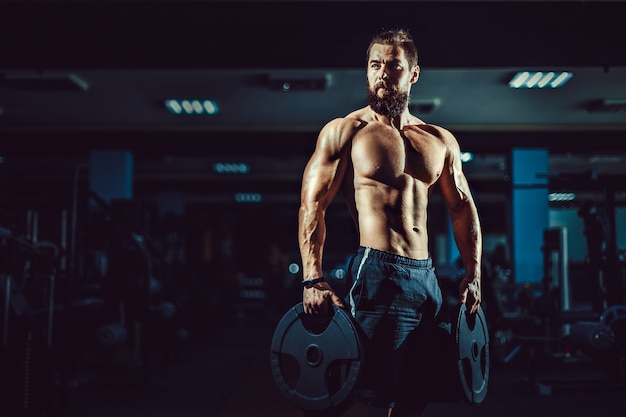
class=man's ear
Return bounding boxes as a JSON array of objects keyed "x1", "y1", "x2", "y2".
[{"x1": 410, "y1": 65, "x2": 420, "y2": 84}]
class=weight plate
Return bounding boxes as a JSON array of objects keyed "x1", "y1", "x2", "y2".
[
  {"x1": 453, "y1": 304, "x2": 489, "y2": 405},
  {"x1": 270, "y1": 303, "x2": 363, "y2": 412}
]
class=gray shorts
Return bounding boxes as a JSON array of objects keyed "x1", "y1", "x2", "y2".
[{"x1": 346, "y1": 247, "x2": 448, "y2": 409}]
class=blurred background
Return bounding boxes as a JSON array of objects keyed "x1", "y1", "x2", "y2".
[{"x1": 1, "y1": 0, "x2": 625, "y2": 416}]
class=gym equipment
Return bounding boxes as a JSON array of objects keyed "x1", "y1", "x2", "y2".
[
  {"x1": 453, "y1": 304, "x2": 490, "y2": 405},
  {"x1": 568, "y1": 305, "x2": 626, "y2": 351},
  {"x1": 568, "y1": 321, "x2": 614, "y2": 351},
  {"x1": 96, "y1": 323, "x2": 128, "y2": 348},
  {"x1": 270, "y1": 303, "x2": 363, "y2": 412},
  {"x1": 270, "y1": 302, "x2": 490, "y2": 411},
  {"x1": 600, "y1": 305, "x2": 626, "y2": 327}
]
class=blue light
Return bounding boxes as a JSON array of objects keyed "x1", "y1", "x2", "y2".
[
  {"x1": 461, "y1": 152, "x2": 474, "y2": 163},
  {"x1": 213, "y1": 162, "x2": 250, "y2": 174},
  {"x1": 234, "y1": 193, "x2": 263, "y2": 203}
]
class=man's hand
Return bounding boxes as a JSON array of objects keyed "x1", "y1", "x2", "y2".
[
  {"x1": 459, "y1": 276, "x2": 481, "y2": 314},
  {"x1": 302, "y1": 282, "x2": 345, "y2": 315}
]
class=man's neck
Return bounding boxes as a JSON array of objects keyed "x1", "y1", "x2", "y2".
[{"x1": 369, "y1": 107, "x2": 411, "y2": 130}]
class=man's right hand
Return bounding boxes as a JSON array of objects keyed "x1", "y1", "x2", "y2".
[{"x1": 302, "y1": 282, "x2": 345, "y2": 315}]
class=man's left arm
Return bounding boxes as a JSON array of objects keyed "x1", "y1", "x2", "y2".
[{"x1": 438, "y1": 131, "x2": 483, "y2": 314}]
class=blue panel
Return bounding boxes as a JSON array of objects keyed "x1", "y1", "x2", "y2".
[
  {"x1": 89, "y1": 150, "x2": 133, "y2": 204},
  {"x1": 511, "y1": 148, "x2": 549, "y2": 284},
  {"x1": 512, "y1": 187, "x2": 549, "y2": 283},
  {"x1": 511, "y1": 148, "x2": 548, "y2": 186}
]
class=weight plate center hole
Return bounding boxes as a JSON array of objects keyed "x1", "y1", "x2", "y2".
[
  {"x1": 471, "y1": 341, "x2": 479, "y2": 360},
  {"x1": 306, "y1": 344, "x2": 323, "y2": 367}
]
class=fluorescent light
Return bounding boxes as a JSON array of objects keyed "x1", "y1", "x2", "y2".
[
  {"x1": 550, "y1": 72, "x2": 572, "y2": 88},
  {"x1": 164, "y1": 99, "x2": 219, "y2": 115},
  {"x1": 537, "y1": 72, "x2": 555, "y2": 88},
  {"x1": 509, "y1": 72, "x2": 529, "y2": 88},
  {"x1": 526, "y1": 72, "x2": 543, "y2": 88},
  {"x1": 165, "y1": 100, "x2": 182, "y2": 114},
  {"x1": 213, "y1": 162, "x2": 250, "y2": 174},
  {"x1": 181, "y1": 100, "x2": 193, "y2": 113},
  {"x1": 549, "y1": 192, "x2": 576, "y2": 202},
  {"x1": 234, "y1": 193, "x2": 263, "y2": 203},
  {"x1": 191, "y1": 100, "x2": 203, "y2": 113},
  {"x1": 203, "y1": 100, "x2": 218, "y2": 114},
  {"x1": 509, "y1": 71, "x2": 572, "y2": 89}
]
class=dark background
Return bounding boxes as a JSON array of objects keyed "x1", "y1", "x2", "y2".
[{"x1": 1, "y1": 1, "x2": 625, "y2": 416}]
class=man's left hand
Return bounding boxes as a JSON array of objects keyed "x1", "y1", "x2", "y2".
[{"x1": 459, "y1": 276, "x2": 481, "y2": 314}]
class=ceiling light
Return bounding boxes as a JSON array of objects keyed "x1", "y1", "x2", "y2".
[
  {"x1": 164, "y1": 99, "x2": 219, "y2": 115},
  {"x1": 549, "y1": 192, "x2": 576, "y2": 202},
  {"x1": 213, "y1": 162, "x2": 250, "y2": 174},
  {"x1": 234, "y1": 193, "x2": 263, "y2": 203},
  {"x1": 509, "y1": 71, "x2": 572, "y2": 89}
]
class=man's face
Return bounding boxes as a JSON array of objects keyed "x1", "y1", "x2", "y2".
[{"x1": 366, "y1": 44, "x2": 419, "y2": 118}]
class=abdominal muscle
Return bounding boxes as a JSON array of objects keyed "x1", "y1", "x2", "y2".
[{"x1": 354, "y1": 178, "x2": 430, "y2": 261}]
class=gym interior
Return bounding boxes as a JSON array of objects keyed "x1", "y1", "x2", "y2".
[{"x1": 1, "y1": 1, "x2": 625, "y2": 416}]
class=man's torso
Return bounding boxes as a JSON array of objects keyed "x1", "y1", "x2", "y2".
[{"x1": 340, "y1": 113, "x2": 448, "y2": 260}]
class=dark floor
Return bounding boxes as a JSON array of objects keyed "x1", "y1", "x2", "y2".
[{"x1": 3, "y1": 312, "x2": 626, "y2": 417}]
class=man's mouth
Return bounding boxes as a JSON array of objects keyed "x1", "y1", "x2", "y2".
[{"x1": 376, "y1": 84, "x2": 389, "y2": 97}]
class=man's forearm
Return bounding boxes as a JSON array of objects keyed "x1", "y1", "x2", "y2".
[
  {"x1": 451, "y1": 201, "x2": 482, "y2": 279},
  {"x1": 298, "y1": 205, "x2": 326, "y2": 280}
]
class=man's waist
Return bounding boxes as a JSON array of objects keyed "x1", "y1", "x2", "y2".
[{"x1": 357, "y1": 246, "x2": 431, "y2": 267}]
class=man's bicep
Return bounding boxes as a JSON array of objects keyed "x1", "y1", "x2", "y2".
[
  {"x1": 301, "y1": 121, "x2": 351, "y2": 207},
  {"x1": 301, "y1": 149, "x2": 345, "y2": 208}
]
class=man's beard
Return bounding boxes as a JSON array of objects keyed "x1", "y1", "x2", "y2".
[{"x1": 366, "y1": 83, "x2": 410, "y2": 118}]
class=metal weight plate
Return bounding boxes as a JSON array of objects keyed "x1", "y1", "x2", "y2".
[
  {"x1": 270, "y1": 302, "x2": 363, "y2": 412},
  {"x1": 453, "y1": 304, "x2": 489, "y2": 405}
]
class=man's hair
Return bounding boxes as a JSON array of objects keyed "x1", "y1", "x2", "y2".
[{"x1": 366, "y1": 28, "x2": 418, "y2": 69}]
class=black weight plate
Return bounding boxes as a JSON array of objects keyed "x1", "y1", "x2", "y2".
[
  {"x1": 270, "y1": 303, "x2": 363, "y2": 412},
  {"x1": 454, "y1": 304, "x2": 489, "y2": 405}
]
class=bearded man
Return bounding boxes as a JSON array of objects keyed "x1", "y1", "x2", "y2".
[{"x1": 297, "y1": 28, "x2": 483, "y2": 417}]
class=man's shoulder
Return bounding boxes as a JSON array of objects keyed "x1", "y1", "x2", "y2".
[{"x1": 322, "y1": 114, "x2": 368, "y2": 135}]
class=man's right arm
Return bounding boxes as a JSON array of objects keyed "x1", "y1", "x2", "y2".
[
  {"x1": 298, "y1": 117, "x2": 356, "y2": 314},
  {"x1": 436, "y1": 127, "x2": 483, "y2": 314}
]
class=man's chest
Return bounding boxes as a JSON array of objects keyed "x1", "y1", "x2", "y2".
[{"x1": 351, "y1": 126, "x2": 446, "y2": 185}]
